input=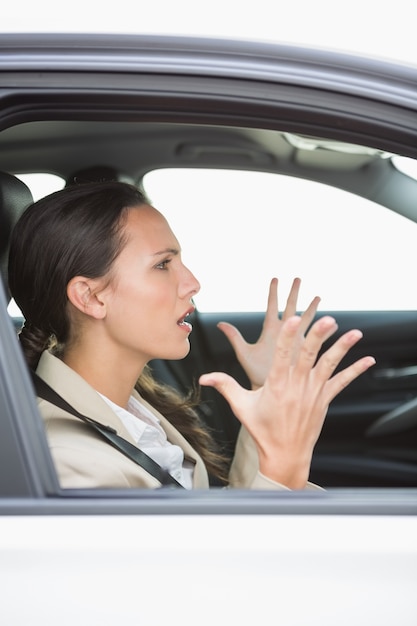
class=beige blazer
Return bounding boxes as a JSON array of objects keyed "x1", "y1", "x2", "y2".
[{"x1": 36, "y1": 351, "x2": 316, "y2": 490}]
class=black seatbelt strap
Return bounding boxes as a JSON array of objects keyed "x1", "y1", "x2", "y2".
[{"x1": 30, "y1": 371, "x2": 184, "y2": 488}]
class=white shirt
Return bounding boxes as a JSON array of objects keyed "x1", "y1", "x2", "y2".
[{"x1": 99, "y1": 393, "x2": 194, "y2": 489}]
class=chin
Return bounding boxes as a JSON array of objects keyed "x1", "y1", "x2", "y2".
[
  {"x1": 176, "y1": 343, "x2": 191, "y2": 360},
  {"x1": 159, "y1": 340, "x2": 191, "y2": 361}
]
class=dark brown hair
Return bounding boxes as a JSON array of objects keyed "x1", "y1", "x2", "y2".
[{"x1": 8, "y1": 181, "x2": 228, "y2": 482}]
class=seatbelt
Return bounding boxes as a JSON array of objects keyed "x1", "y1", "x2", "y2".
[{"x1": 30, "y1": 371, "x2": 184, "y2": 489}]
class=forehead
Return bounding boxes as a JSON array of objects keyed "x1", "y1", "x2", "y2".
[{"x1": 122, "y1": 204, "x2": 178, "y2": 249}]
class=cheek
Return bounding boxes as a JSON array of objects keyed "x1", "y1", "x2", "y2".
[{"x1": 114, "y1": 278, "x2": 174, "y2": 320}]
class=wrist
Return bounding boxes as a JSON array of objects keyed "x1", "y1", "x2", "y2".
[{"x1": 258, "y1": 452, "x2": 312, "y2": 490}]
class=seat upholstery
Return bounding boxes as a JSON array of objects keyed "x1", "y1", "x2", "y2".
[{"x1": 0, "y1": 171, "x2": 33, "y2": 295}]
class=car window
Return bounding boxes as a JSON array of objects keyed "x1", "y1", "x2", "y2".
[
  {"x1": 143, "y1": 168, "x2": 417, "y2": 312},
  {"x1": 15, "y1": 173, "x2": 64, "y2": 201}
]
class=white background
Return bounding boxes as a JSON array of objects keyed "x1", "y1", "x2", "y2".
[{"x1": 1, "y1": 0, "x2": 416, "y2": 67}]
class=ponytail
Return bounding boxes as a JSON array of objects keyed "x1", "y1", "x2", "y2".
[{"x1": 18, "y1": 323, "x2": 61, "y2": 370}]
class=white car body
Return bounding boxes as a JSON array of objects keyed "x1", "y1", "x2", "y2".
[
  {"x1": 0, "y1": 26, "x2": 416, "y2": 625},
  {"x1": 2, "y1": 513, "x2": 417, "y2": 625}
]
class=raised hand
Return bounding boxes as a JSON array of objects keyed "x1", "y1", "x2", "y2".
[
  {"x1": 217, "y1": 277, "x2": 320, "y2": 389},
  {"x1": 200, "y1": 314, "x2": 375, "y2": 489}
]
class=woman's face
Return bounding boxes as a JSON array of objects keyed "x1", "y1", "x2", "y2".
[{"x1": 100, "y1": 204, "x2": 200, "y2": 365}]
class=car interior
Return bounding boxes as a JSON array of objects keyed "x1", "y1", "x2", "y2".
[{"x1": 0, "y1": 114, "x2": 417, "y2": 491}]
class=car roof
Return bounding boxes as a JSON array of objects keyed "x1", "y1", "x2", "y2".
[
  {"x1": 2, "y1": 0, "x2": 416, "y2": 69},
  {"x1": 0, "y1": 33, "x2": 415, "y2": 219}
]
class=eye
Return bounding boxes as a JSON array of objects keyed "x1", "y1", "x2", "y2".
[{"x1": 155, "y1": 258, "x2": 171, "y2": 270}]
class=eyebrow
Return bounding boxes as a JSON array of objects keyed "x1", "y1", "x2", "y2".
[{"x1": 152, "y1": 248, "x2": 180, "y2": 257}]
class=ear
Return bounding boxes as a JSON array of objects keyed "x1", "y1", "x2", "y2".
[{"x1": 66, "y1": 276, "x2": 107, "y2": 320}]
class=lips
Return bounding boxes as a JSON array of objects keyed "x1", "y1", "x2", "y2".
[{"x1": 177, "y1": 306, "x2": 195, "y2": 332}]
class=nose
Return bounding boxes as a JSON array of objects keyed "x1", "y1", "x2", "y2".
[{"x1": 180, "y1": 263, "x2": 201, "y2": 299}]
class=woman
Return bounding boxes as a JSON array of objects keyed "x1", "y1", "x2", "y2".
[{"x1": 8, "y1": 181, "x2": 375, "y2": 489}]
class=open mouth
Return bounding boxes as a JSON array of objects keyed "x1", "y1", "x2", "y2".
[{"x1": 177, "y1": 311, "x2": 193, "y2": 332}]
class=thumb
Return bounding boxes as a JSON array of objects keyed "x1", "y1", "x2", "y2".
[
  {"x1": 199, "y1": 371, "x2": 244, "y2": 406},
  {"x1": 217, "y1": 321, "x2": 246, "y2": 354}
]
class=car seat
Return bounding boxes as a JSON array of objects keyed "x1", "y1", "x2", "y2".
[{"x1": 0, "y1": 171, "x2": 33, "y2": 297}]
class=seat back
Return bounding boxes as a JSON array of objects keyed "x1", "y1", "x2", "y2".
[{"x1": 0, "y1": 171, "x2": 33, "y2": 297}]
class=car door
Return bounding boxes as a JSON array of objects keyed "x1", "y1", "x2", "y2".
[
  {"x1": 1, "y1": 34, "x2": 417, "y2": 490},
  {"x1": 0, "y1": 33, "x2": 417, "y2": 626}
]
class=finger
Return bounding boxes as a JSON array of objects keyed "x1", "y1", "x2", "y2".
[
  {"x1": 288, "y1": 295, "x2": 322, "y2": 365},
  {"x1": 295, "y1": 316, "x2": 339, "y2": 372},
  {"x1": 199, "y1": 371, "x2": 246, "y2": 414},
  {"x1": 281, "y1": 277, "x2": 301, "y2": 320},
  {"x1": 324, "y1": 355, "x2": 376, "y2": 403},
  {"x1": 268, "y1": 315, "x2": 304, "y2": 379},
  {"x1": 315, "y1": 328, "x2": 363, "y2": 379},
  {"x1": 217, "y1": 321, "x2": 246, "y2": 354},
  {"x1": 262, "y1": 277, "x2": 279, "y2": 328},
  {"x1": 313, "y1": 328, "x2": 367, "y2": 381},
  {"x1": 299, "y1": 296, "x2": 321, "y2": 334}
]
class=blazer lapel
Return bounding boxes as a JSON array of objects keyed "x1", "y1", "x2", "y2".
[{"x1": 36, "y1": 350, "x2": 137, "y2": 445}]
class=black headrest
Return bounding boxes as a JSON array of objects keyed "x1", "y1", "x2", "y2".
[
  {"x1": 0, "y1": 171, "x2": 34, "y2": 295},
  {"x1": 65, "y1": 165, "x2": 121, "y2": 187}
]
